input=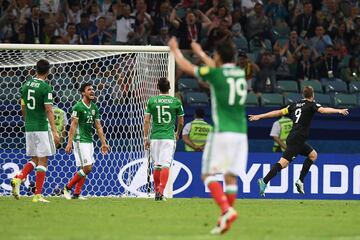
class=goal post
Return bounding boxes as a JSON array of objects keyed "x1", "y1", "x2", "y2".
[{"x1": 0, "y1": 44, "x2": 175, "y2": 198}]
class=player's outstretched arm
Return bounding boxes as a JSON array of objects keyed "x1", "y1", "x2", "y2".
[
  {"x1": 175, "y1": 116, "x2": 184, "y2": 141},
  {"x1": 143, "y1": 114, "x2": 151, "y2": 150},
  {"x1": 95, "y1": 120, "x2": 109, "y2": 155},
  {"x1": 65, "y1": 117, "x2": 78, "y2": 154},
  {"x1": 318, "y1": 107, "x2": 349, "y2": 116},
  {"x1": 45, "y1": 104, "x2": 60, "y2": 146},
  {"x1": 168, "y1": 37, "x2": 197, "y2": 77},
  {"x1": 248, "y1": 109, "x2": 284, "y2": 121},
  {"x1": 191, "y1": 42, "x2": 215, "y2": 67}
]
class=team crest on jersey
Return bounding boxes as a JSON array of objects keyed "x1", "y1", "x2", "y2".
[
  {"x1": 200, "y1": 66, "x2": 210, "y2": 75},
  {"x1": 92, "y1": 110, "x2": 95, "y2": 115}
]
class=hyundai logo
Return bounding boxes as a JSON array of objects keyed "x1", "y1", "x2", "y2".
[{"x1": 118, "y1": 158, "x2": 193, "y2": 197}]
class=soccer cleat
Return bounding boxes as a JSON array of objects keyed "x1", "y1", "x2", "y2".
[
  {"x1": 63, "y1": 186, "x2": 72, "y2": 200},
  {"x1": 258, "y1": 178, "x2": 267, "y2": 197},
  {"x1": 32, "y1": 194, "x2": 50, "y2": 203},
  {"x1": 295, "y1": 179, "x2": 305, "y2": 194},
  {"x1": 154, "y1": 192, "x2": 160, "y2": 201},
  {"x1": 72, "y1": 194, "x2": 87, "y2": 200},
  {"x1": 11, "y1": 178, "x2": 21, "y2": 200},
  {"x1": 210, "y1": 207, "x2": 238, "y2": 235}
]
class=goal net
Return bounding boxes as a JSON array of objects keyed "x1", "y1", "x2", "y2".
[{"x1": 0, "y1": 44, "x2": 175, "y2": 197}]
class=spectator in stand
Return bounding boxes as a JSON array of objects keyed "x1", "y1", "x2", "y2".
[
  {"x1": 54, "y1": 11, "x2": 67, "y2": 37},
  {"x1": 100, "y1": 0, "x2": 112, "y2": 16},
  {"x1": 89, "y1": 2, "x2": 102, "y2": 23},
  {"x1": 62, "y1": 22, "x2": 80, "y2": 44},
  {"x1": 253, "y1": 51, "x2": 281, "y2": 94},
  {"x1": 206, "y1": 4, "x2": 232, "y2": 34},
  {"x1": 150, "y1": 26, "x2": 170, "y2": 46},
  {"x1": 76, "y1": 13, "x2": 92, "y2": 44},
  {"x1": 89, "y1": 16, "x2": 112, "y2": 45},
  {"x1": 315, "y1": 44, "x2": 341, "y2": 82},
  {"x1": 170, "y1": 3, "x2": 211, "y2": 50},
  {"x1": 231, "y1": 9, "x2": 246, "y2": 38},
  {"x1": 238, "y1": 51, "x2": 259, "y2": 91},
  {"x1": 295, "y1": 45, "x2": 317, "y2": 81},
  {"x1": 293, "y1": 2, "x2": 318, "y2": 39},
  {"x1": 152, "y1": 1, "x2": 171, "y2": 35},
  {"x1": 241, "y1": 0, "x2": 259, "y2": 16},
  {"x1": 265, "y1": 0, "x2": 288, "y2": 23},
  {"x1": 349, "y1": 15, "x2": 360, "y2": 55},
  {"x1": 43, "y1": 21, "x2": 56, "y2": 44},
  {"x1": 245, "y1": 2, "x2": 272, "y2": 40},
  {"x1": 115, "y1": 4, "x2": 136, "y2": 44},
  {"x1": 342, "y1": 56, "x2": 360, "y2": 82},
  {"x1": 322, "y1": 0, "x2": 344, "y2": 26},
  {"x1": 204, "y1": 18, "x2": 232, "y2": 53},
  {"x1": 0, "y1": 6, "x2": 19, "y2": 43},
  {"x1": 287, "y1": 30, "x2": 303, "y2": 55},
  {"x1": 273, "y1": 41, "x2": 295, "y2": 80},
  {"x1": 66, "y1": 1, "x2": 81, "y2": 24},
  {"x1": 329, "y1": 21, "x2": 351, "y2": 49},
  {"x1": 310, "y1": 25, "x2": 333, "y2": 55},
  {"x1": 132, "y1": 0, "x2": 152, "y2": 27},
  {"x1": 24, "y1": 5, "x2": 45, "y2": 44}
]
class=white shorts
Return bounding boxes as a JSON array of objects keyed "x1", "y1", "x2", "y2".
[
  {"x1": 73, "y1": 142, "x2": 95, "y2": 167},
  {"x1": 150, "y1": 140, "x2": 176, "y2": 168},
  {"x1": 26, "y1": 131, "x2": 56, "y2": 157},
  {"x1": 202, "y1": 132, "x2": 248, "y2": 176}
]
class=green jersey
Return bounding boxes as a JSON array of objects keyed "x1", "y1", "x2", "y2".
[
  {"x1": 145, "y1": 95, "x2": 184, "y2": 140},
  {"x1": 195, "y1": 64, "x2": 247, "y2": 133},
  {"x1": 71, "y1": 100, "x2": 100, "y2": 143},
  {"x1": 20, "y1": 77, "x2": 53, "y2": 132}
]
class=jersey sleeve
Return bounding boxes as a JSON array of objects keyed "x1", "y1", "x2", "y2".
[
  {"x1": 145, "y1": 97, "x2": 152, "y2": 115},
  {"x1": 71, "y1": 104, "x2": 81, "y2": 119},
  {"x1": 176, "y1": 99, "x2": 184, "y2": 116},
  {"x1": 312, "y1": 101, "x2": 322, "y2": 112},
  {"x1": 44, "y1": 85, "x2": 53, "y2": 105},
  {"x1": 194, "y1": 66, "x2": 215, "y2": 83}
]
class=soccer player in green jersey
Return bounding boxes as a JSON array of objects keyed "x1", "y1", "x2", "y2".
[
  {"x1": 11, "y1": 59, "x2": 60, "y2": 203},
  {"x1": 169, "y1": 37, "x2": 248, "y2": 235},
  {"x1": 63, "y1": 83, "x2": 109, "y2": 200},
  {"x1": 143, "y1": 78, "x2": 184, "y2": 201}
]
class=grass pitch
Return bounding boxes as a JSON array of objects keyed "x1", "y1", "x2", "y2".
[{"x1": 0, "y1": 197, "x2": 359, "y2": 240}]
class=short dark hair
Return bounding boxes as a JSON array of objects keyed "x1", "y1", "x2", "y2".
[
  {"x1": 80, "y1": 82, "x2": 92, "y2": 93},
  {"x1": 216, "y1": 41, "x2": 236, "y2": 64},
  {"x1": 303, "y1": 86, "x2": 314, "y2": 98},
  {"x1": 195, "y1": 108, "x2": 205, "y2": 118},
  {"x1": 36, "y1": 59, "x2": 50, "y2": 75},
  {"x1": 158, "y1": 78, "x2": 170, "y2": 93}
]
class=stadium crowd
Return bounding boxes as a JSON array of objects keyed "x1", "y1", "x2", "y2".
[{"x1": 0, "y1": 0, "x2": 359, "y2": 95}]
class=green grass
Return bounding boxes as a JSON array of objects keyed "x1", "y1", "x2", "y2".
[{"x1": 1, "y1": 197, "x2": 360, "y2": 240}]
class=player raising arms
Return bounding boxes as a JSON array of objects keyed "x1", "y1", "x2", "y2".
[
  {"x1": 11, "y1": 59, "x2": 60, "y2": 203},
  {"x1": 63, "y1": 83, "x2": 109, "y2": 200},
  {"x1": 143, "y1": 78, "x2": 184, "y2": 201},
  {"x1": 249, "y1": 86, "x2": 349, "y2": 196},
  {"x1": 169, "y1": 37, "x2": 248, "y2": 235}
]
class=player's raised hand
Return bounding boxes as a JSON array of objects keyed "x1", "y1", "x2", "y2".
[
  {"x1": 339, "y1": 109, "x2": 349, "y2": 116},
  {"x1": 191, "y1": 41, "x2": 203, "y2": 55},
  {"x1": 168, "y1": 37, "x2": 179, "y2": 51},
  {"x1": 101, "y1": 144, "x2": 109, "y2": 155},
  {"x1": 248, "y1": 115, "x2": 261, "y2": 121},
  {"x1": 65, "y1": 142, "x2": 72, "y2": 154}
]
